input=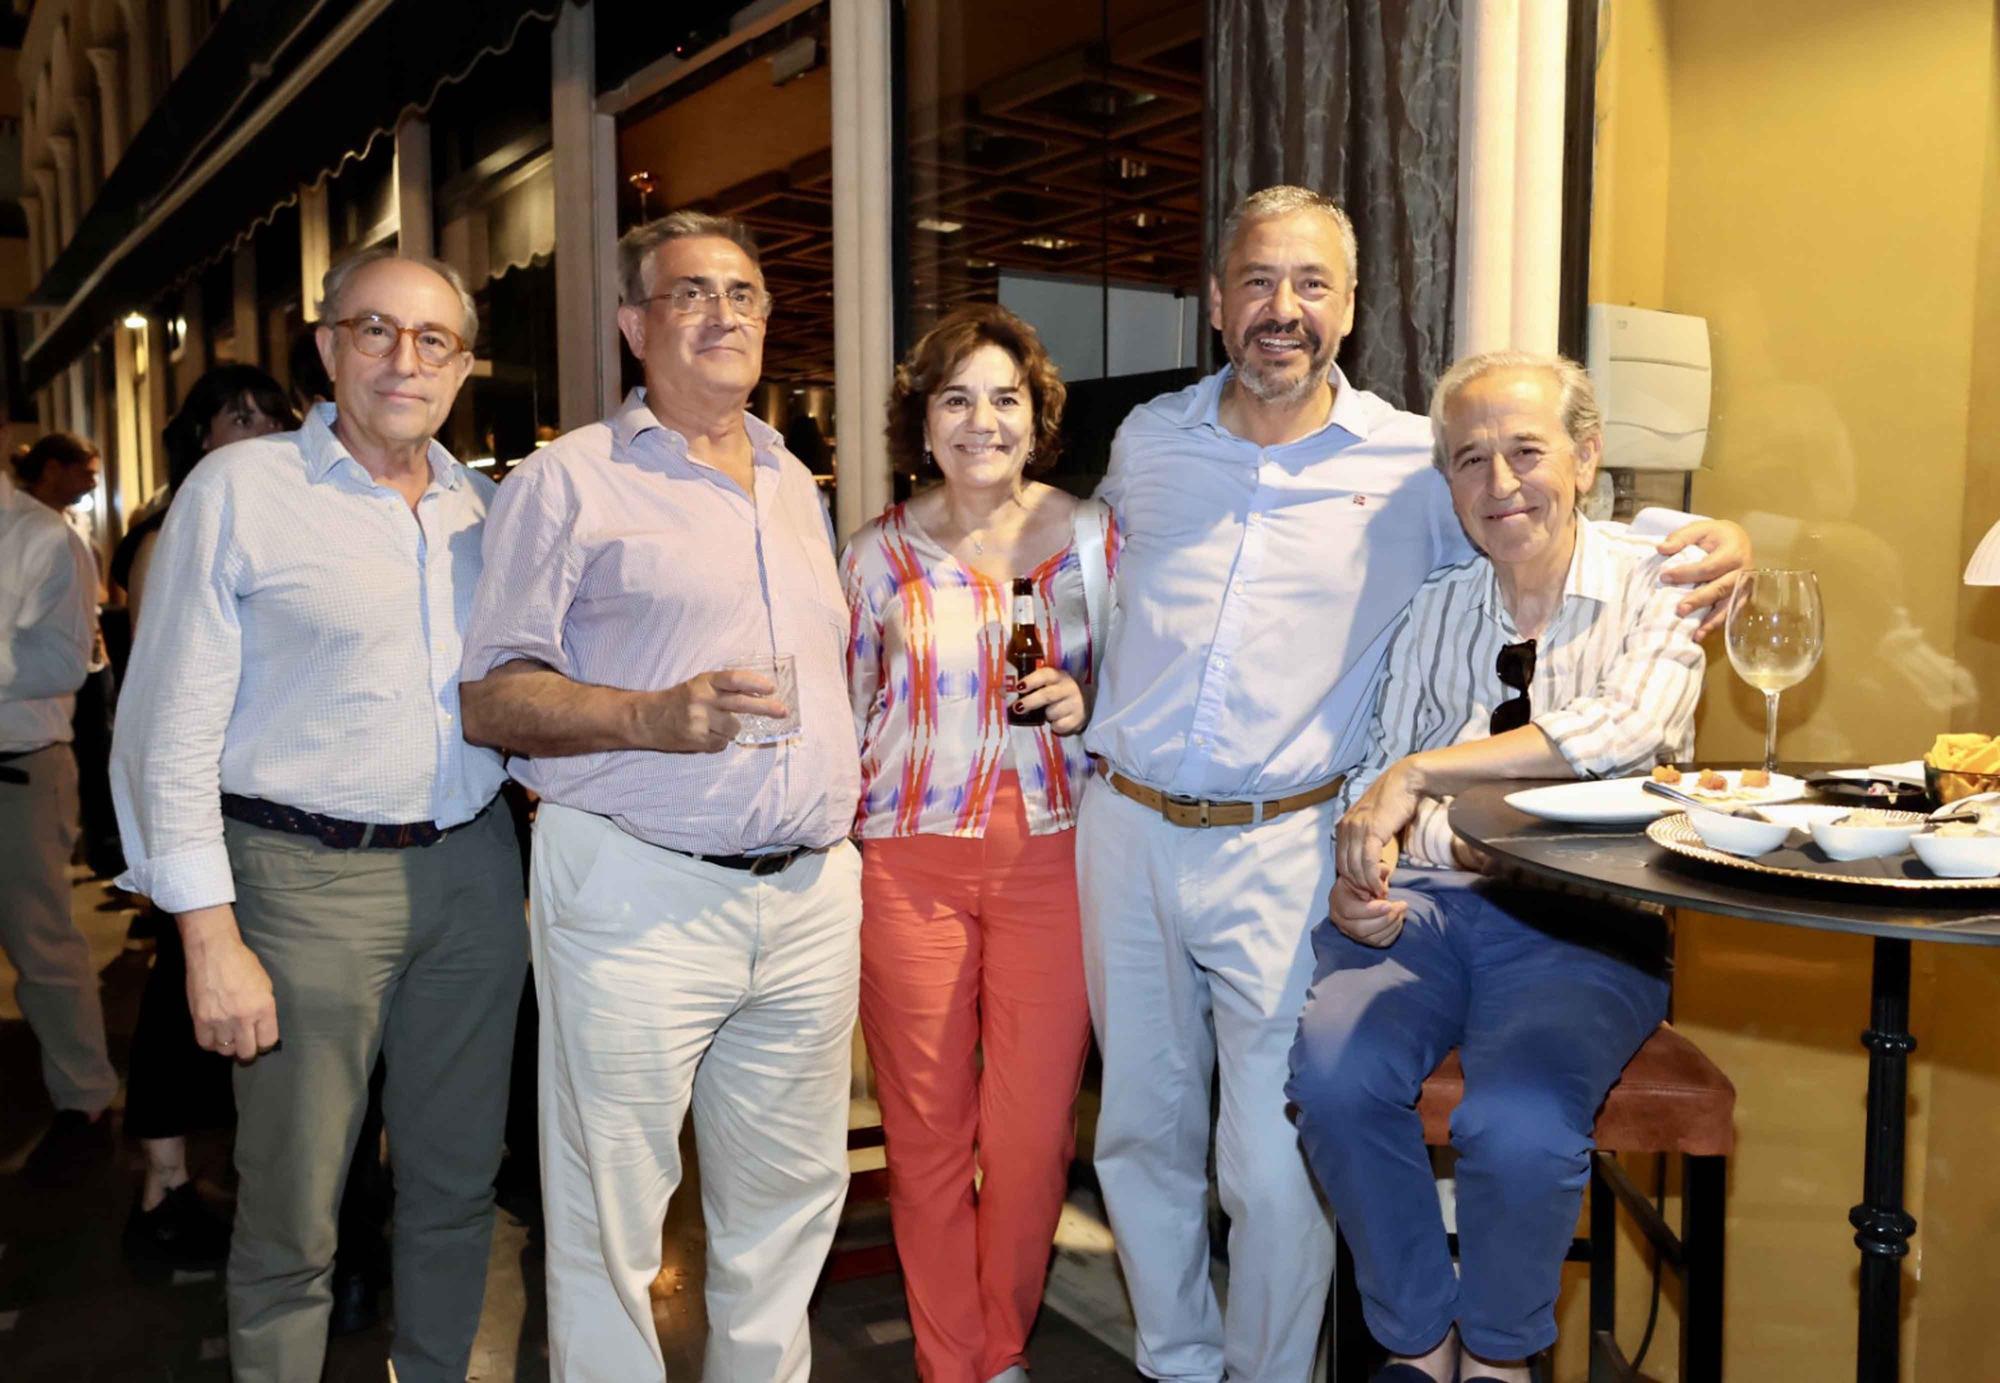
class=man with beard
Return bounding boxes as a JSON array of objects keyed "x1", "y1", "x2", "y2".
[{"x1": 1075, "y1": 185, "x2": 1748, "y2": 1383}]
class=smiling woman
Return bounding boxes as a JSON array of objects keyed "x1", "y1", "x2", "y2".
[{"x1": 839, "y1": 302, "x2": 1113, "y2": 1383}]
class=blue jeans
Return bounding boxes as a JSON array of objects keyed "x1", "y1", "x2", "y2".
[{"x1": 1285, "y1": 870, "x2": 1669, "y2": 1362}]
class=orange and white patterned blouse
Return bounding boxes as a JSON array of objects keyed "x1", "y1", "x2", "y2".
[{"x1": 840, "y1": 500, "x2": 1119, "y2": 838}]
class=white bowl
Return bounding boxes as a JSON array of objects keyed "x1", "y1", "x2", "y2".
[
  {"x1": 1687, "y1": 807, "x2": 1792, "y2": 858},
  {"x1": 1909, "y1": 832, "x2": 2000, "y2": 879},
  {"x1": 1810, "y1": 814, "x2": 1924, "y2": 862}
]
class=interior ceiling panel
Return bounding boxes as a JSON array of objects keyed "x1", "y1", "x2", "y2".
[{"x1": 650, "y1": 5, "x2": 1202, "y2": 384}]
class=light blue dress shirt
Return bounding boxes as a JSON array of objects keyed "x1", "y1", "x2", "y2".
[
  {"x1": 1084, "y1": 366, "x2": 1463, "y2": 800},
  {"x1": 111, "y1": 405, "x2": 506, "y2": 913}
]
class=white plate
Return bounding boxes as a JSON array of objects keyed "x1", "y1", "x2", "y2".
[{"x1": 1504, "y1": 772, "x2": 1809, "y2": 826}]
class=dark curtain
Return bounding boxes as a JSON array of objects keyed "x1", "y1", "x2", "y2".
[{"x1": 1208, "y1": 0, "x2": 1461, "y2": 412}]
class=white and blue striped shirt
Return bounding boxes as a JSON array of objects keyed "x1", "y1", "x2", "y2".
[
  {"x1": 110, "y1": 405, "x2": 507, "y2": 913},
  {"x1": 1343, "y1": 516, "x2": 1706, "y2": 867}
]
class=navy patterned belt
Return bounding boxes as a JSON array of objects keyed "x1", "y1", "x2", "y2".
[{"x1": 220, "y1": 793, "x2": 456, "y2": 850}]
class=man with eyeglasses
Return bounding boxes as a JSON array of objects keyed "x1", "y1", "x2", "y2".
[
  {"x1": 111, "y1": 250, "x2": 526, "y2": 1383},
  {"x1": 1287, "y1": 351, "x2": 1703, "y2": 1383},
  {"x1": 458, "y1": 211, "x2": 859, "y2": 1382}
]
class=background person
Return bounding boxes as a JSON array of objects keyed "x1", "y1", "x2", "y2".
[
  {"x1": 841, "y1": 303, "x2": 1110, "y2": 1383},
  {"x1": 112, "y1": 365, "x2": 295, "y2": 1270},
  {"x1": 0, "y1": 433, "x2": 119, "y2": 1187},
  {"x1": 1287, "y1": 352, "x2": 1704, "y2": 1383},
  {"x1": 13, "y1": 434, "x2": 121, "y2": 880}
]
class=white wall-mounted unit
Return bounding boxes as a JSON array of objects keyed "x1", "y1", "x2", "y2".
[{"x1": 1585, "y1": 304, "x2": 1712, "y2": 472}]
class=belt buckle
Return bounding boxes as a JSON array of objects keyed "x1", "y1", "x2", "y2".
[
  {"x1": 1165, "y1": 793, "x2": 1211, "y2": 828},
  {"x1": 749, "y1": 851, "x2": 793, "y2": 877}
]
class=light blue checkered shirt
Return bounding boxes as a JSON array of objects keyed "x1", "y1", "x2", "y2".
[{"x1": 111, "y1": 404, "x2": 507, "y2": 913}]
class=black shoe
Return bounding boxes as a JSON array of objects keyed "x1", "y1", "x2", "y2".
[
  {"x1": 1370, "y1": 1367, "x2": 1441, "y2": 1383},
  {"x1": 123, "y1": 1183, "x2": 231, "y2": 1270},
  {"x1": 22, "y1": 1109, "x2": 114, "y2": 1188},
  {"x1": 328, "y1": 1265, "x2": 383, "y2": 1336}
]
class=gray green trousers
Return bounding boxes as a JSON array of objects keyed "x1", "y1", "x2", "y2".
[
  {"x1": 0, "y1": 742, "x2": 117, "y2": 1113},
  {"x1": 223, "y1": 804, "x2": 526, "y2": 1383}
]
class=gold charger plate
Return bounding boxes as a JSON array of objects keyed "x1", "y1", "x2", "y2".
[{"x1": 1645, "y1": 815, "x2": 2000, "y2": 892}]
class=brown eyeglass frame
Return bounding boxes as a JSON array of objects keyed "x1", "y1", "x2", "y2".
[{"x1": 332, "y1": 314, "x2": 470, "y2": 364}]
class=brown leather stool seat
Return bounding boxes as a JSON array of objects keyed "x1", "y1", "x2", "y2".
[
  {"x1": 1417, "y1": 1022, "x2": 1736, "y2": 1157},
  {"x1": 1332, "y1": 1022, "x2": 1735, "y2": 1383}
]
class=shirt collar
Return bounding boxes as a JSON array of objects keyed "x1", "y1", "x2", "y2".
[
  {"x1": 612, "y1": 387, "x2": 785, "y2": 469},
  {"x1": 1475, "y1": 516, "x2": 1618, "y2": 630},
  {"x1": 301, "y1": 403, "x2": 463, "y2": 490},
  {"x1": 1179, "y1": 365, "x2": 1383, "y2": 444}
]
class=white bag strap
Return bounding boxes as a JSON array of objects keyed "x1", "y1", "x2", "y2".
[{"x1": 1072, "y1": 497, "x2": 1112, "y2": 684}]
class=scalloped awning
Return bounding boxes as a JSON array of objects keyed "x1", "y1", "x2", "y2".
[{"x1": 21, "y1": 0, "x2": 563, "y2": 397}]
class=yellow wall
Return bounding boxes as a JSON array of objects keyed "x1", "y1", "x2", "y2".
[{"x1": 1590, "y1": 2, "x2": 2000, "y2": 1379}]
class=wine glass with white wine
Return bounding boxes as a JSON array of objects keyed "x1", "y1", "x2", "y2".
[{"x1": 1725, "y1": 569, "x2": 1825, "y2": 775}]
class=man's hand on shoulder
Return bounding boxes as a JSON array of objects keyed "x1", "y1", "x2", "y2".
[{"x1": 1655, "y1": 518, "x2": 1752, "y2": 640}]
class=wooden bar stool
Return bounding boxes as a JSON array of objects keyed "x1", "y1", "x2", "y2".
[{"x1": 1329, "y1": 1022, "x2": 1735, "y2": 1383}]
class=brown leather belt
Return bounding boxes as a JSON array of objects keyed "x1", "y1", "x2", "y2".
[{"x1": 1093, "y1": 759, "x2": 1345, "y2": 828}]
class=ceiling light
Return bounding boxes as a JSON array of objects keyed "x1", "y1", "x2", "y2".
[
  {"x1": 917, "y1": 217, "x2": 963, "y2": 234},
  {"x1": 121, "y1": 312, "x2": 147, "y2": 330}
]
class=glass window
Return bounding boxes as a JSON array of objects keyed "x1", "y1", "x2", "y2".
[
  {"x1": 898, "y1": 0, "x2": 1206, "y2": 497},
  {"x1": 615, "y1": 5, "x2": 837, "y2": 494}
]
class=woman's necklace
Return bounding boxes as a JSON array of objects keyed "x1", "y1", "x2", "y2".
[{"x1": 960, "y1": 491, "x2": 1025, "y2": 559}]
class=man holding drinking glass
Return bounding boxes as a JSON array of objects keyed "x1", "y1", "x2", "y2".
[{"x1": 459, "y1": 211, "x2": 860, "y2": 1383}]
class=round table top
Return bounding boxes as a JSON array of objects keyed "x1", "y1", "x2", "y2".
[{"x1": 1449, "y1": 781, "x2": 2000, "y2": 947}]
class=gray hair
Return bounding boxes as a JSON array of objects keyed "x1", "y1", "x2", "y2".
[
  {"x1": 316, "y1": 248, "x2": 479, "y2": 344},
  {"x1": 1216, "y1": 185, "x2": 1359, "y2": 287},
  {"x1": 1428, "y1": 350, "x2": 1603, "y2": 471},
  {"x1": 618, "y1": 211, "x2": 765, "y2": 305}
]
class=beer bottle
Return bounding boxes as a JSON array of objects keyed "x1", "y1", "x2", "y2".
[{"x1": 1006, "y1": 576, "x2": 1047, "y2": 726}]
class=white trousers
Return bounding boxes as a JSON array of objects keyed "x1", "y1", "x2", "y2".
[
  {"x1": 529, "y1": 804, "x2": 862, "y2": 1383},
  {"x1": 1076, "y1": 778, "x2": 1338, "y2": 1383}
]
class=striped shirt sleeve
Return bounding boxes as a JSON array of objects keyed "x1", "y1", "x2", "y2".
[{"x1": 1531, "y1": 551, "x2": 1704, "y2": 780}]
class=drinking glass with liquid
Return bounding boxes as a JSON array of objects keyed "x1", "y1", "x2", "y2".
[{"x1": 1724, "y1": 568, "x2": 1825, "y2": 774}]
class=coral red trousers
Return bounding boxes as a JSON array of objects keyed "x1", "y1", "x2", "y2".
[{"x1": 859, "y1": 774, "x2": 1093, "y2": 1383}]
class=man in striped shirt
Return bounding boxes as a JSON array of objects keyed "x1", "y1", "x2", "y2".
[{"x1": 1287, "y1": 352, "x2": 1701, "y2": 1383}]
